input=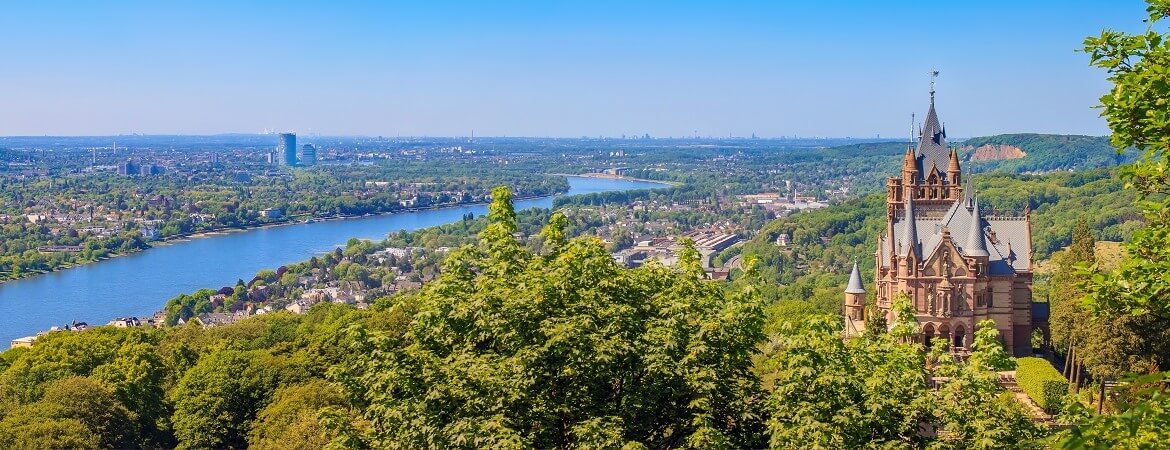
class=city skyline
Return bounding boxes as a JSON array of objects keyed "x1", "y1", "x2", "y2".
[{"x1": 0, "y1": 1, "x2": 1146, "y2": 138}]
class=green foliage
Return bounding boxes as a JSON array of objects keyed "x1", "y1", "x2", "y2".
[
  {"x1": 336, "y1": 189, "x2": 766, "y2": 449},
  {"x1": 968, "y1": 320, "x2": 1016, "y2": 372},
  {"x1": 889, "y1": 293, "x2": 919, "y2": 343},
  {"x1": 169, "y1": 349, "x2": 278, "y2": 449},
  {"x1": 1016, "y1": 357, "x2": 1068, "y2": 412},
  {"x1": 248, "y1": 379, "x2": 350, "y2": 450},
  {"x1": 1058, "y1": 372, "x2": 1170, "y2": 448},
  {"x1": 0, "y1": 376, "x2": 137, "y2": 449},
  {"x1": 962, "y1": 134, "x2": 1132, "y2": 173},
  {"x1": 762, "y1": 316, "x2": 929, "y2": 448},
  {"x1": 930, "y1": 366, "x2": 1046, "y2": 449},
  {"x1": 1081, "y1": 0, "x2": 1170, "y2": 321},
  {"x1": 760, "y1": 314, "x2": 1043, "y2": 449}
]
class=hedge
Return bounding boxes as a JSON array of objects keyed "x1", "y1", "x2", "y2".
[{"x1": 1016, "y1": 357, "x2": 1067, "y2": 412}]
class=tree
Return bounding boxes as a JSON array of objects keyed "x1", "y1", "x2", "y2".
[
  {"x1": 334, "y1": 191, "x2": 767, "y2": 449},
  {"x1": 930, "y1": 364, "x2": 1044, "y2": 449},
  {"x1": 0, "y1": 376, "x2": 137, "y2": 449},
  {"x1": 1082, "y1": 0, "x2": 1170, "y2": 321},
  {"x1": 968, "y1": 320, "x2": 1015, "y2": 372},
  {"x1": 248, "y1": 379, "x2": 350, "y2": 450},
  {"x1": 1059, "y1": 372, "x2": 1170, "y2": 448},
  {"x1": 1058, "y1": 1, "x2": 1170, "y2": 444},
  {"x1": 889, "y1": 293, "x2": 919, "y2": 343},
  {"x1": 762, "y1": 316, "x2": 930, "y2": 448},
  {"x1": 540, "y1": 210, "x2": 569, "y2": 255},
  {"x1": 170, "y1": 350, "x2": 277, "y2": 449},
  {"x1": 91, "y1": 342, "x2": 170, "y2": 447}
]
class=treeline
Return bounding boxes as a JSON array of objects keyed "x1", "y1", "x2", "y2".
[{"x1": 0, "y1": 225, "x2": 148, "y2": 281}]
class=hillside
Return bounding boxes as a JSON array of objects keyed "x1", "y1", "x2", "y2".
[{"x1": 960, "y1": 134, "x2": 1133, "y2": 173}]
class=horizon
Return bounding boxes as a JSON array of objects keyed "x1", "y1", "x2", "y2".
[
  {"x1": 0, "y1": 1, "x2": 1147, "y2": 137},
  {"x1": 0, "y1": 132, "x2": 1107, "y2": 141}
]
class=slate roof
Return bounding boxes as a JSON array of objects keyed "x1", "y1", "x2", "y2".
[
  {"x1": 916, "y1": 96, "x2": 951, "y2": 180},
  {"x1": 879, "y1": 192, "x2": 1031, "y2": 274},
  {"x1": 846, "y1": 263, "x2": 866, "y2": 294}
]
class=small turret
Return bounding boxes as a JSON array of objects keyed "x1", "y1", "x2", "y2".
[
  {"x1": 902, "y1": 147, "x2": 918, "y2": 183},
  {"x1": 846, "y1": 263, "x2": 866, "y2": 294},
  {"x1": 844, "y1": 262, "x2": 867, "y2": 337},
  {"x1": 947, "y1": 148, "x2": 961, "y2": 182}
]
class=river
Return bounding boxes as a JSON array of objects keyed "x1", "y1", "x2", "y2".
[{"x1": 0, "y1": 176, "x2": 666, "y2": 344}]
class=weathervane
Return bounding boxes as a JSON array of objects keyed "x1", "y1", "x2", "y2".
[{"x1": 929, "y1": 69, "x2": 939, "y2": 100}]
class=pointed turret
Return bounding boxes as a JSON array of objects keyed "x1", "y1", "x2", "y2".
[
  {"x1": 948, "y1": 148, "x2": 961, "y2": 175},
  {"x1": 902, "y1": 146, "x2": 918, "y2": 177},
  {"x1": 846, "y1": 263, "x2": 866, "y2": 294},
  {"x1": 901, "y1": 195, "x2": 921, "y2": 260},
  {"x1": 964, "y1": 172, "x2": 975, "y2": 208},
  {"x1": 844, "y1": 262, "x2": 867, "y2": 337},
  {"x1": 964, "y1": 196, "x2": 990, "y2": 257}
]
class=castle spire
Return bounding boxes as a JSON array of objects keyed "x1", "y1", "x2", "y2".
[
  {"x1": 948, "y1": 147, "x2": 961, "y2": 173},
  {"x1": 901, "y1": 195, "x2": 921, "y2": 259},
  {"x1": 846, "y1": 263, "x2": 866, "y2": 294},
  {"x1": 964, "y1": 196, "x2": 990, "y2": 257},
  {"x1": 917, "y1": 72, "x2": 949, "y2": 174}
]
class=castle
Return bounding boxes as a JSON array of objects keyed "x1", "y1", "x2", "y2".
[{"x1": 844, "y1": 87, "x2": 1034, "y2": 356}]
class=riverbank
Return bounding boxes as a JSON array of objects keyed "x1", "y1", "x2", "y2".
[
  {"x1": 0, "y1": 176, "x2": 671, "y2": 345},
  {"x1": 0, "y1": 190, "x2": 570, "y2": 286},
  {"x1": 548, "y1": 172, "x2": 683, "y2": 187}
]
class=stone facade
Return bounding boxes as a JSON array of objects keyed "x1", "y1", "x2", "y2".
[{"x1": 846, "y1": 91, "x2": 1034, "y2": 356}]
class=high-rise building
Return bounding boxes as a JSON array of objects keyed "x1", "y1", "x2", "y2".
[
  {"x1": 300, "y1": 144, "x2": 317, "y2": 166},
  {"x1": 278, "y1": 133, "x2": 297, "y2": 166},
  {"x1": 844, "y1": 87, "x2": 1035, "y2": 356},
  {"x1": 117, "y1": 161, "x2": 138, "y2": 176}
]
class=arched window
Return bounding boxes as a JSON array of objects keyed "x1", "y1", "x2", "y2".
[
  {"x1": 953, "y1": 324, "x2": 967, "y2": 348},
  {"x1": 923, "y1": 323, "x2": 936, "y2": 348}
]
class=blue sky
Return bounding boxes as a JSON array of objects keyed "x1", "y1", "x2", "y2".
[{"x1": 0, "y1": 1, "x2": 1151, "y2": 137}]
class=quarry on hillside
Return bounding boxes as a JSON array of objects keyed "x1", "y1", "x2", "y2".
[{"x1": 965, "y1": 143, "x2": 1027, "y2": 161}]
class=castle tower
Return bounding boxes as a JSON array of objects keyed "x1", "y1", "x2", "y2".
[
  {"x1": 853, "y1": 80, "x2": 1035, "y2": 356},
  {"x1": 844, "y1": 263, "x2": 867, "y2": 337}
]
